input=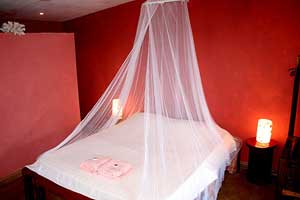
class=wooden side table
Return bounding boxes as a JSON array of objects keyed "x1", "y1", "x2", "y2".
[{"x1": 246, "y1": 137, "x2": 278, "y2": 184}]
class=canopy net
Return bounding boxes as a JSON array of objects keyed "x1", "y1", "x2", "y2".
[{"x1": 39, "y1": 0, "x2": 235, "y2": 199}]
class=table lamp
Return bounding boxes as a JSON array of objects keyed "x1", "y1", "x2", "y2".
[
  {"x1": 112, "y1": 99, "x2": 123, "y2": 119},
  {"x1": 256, "y1": 119, "x2": 272, "y2": 144}
]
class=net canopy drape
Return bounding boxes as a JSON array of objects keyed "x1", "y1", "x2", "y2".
[{"x1": 41, "y1": 0, "x2": 233, "y2": 199}]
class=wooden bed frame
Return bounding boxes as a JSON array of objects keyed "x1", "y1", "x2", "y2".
[
  {"x1": 22, "y1": 149, "x2": 241, "y2": 200},
  {"x1": 22, "y1": 167, "x2": 91, "y2": 200}
]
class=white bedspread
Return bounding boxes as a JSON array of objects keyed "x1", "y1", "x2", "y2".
[{"x1": 28, "y1": 113, "x2": 236, "y2": 200}]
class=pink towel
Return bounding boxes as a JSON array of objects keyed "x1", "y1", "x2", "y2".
[
  {"x1": 80, "y1": 156, "x2": 111, "y2": 174},
  {"x1": 97, "y1": 160, "x2": 132, "y2": 179}
]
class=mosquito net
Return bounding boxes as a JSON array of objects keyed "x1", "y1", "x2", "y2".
[{"x1": 37, "y1": 0, "x2": 235, "y2": 199}]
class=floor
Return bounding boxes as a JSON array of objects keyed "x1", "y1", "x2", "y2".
[
  {"x1": 218, "y1": 170, "x2": 276, "y2": 200},
  {"x1": 0, "y1": 170, "x2": 276, "y2": 200},
  {"x1": 0, "y1": 176, "x2": 25, "y2": 200}
]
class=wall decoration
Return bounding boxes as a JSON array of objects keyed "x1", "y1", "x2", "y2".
[{"x1": 0, "y1": 21, "x2": 26, "y2": 35}]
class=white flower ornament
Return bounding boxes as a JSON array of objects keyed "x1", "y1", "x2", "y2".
[{"x1": 0, "y1": 21, "x2": 26, "y2": 35}]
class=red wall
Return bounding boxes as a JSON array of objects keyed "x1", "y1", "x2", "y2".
[
  {"x1": 64, "y1": 1, "x2": 143, "y2": 117},
  {"x1": 0, "y1": 33, "x2": 80, "y2": 177},
  {"x1": 189, "y1": 0, "x2": 300, "y2": 164},
  {"x1": 64, "y1": 0, "x2": 300, "y2": 164}
]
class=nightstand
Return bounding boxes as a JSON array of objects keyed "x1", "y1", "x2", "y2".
[{"x1": 246, "y1": 137, "x2": 278, "y2": 184}]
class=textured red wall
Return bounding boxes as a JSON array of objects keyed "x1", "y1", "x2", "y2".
[
  {"x1": 64, "y1": 0, "x2": 300, "y2": 164},
  {"x1": 189, "y1": 0, "x2": 300, "y2": 164},
  {"x1": 0, "y1": 33, "x2": 80, "y2": 177},
  {"x1": 64, "y1": 1, "x2": 143, "y2": 117}
]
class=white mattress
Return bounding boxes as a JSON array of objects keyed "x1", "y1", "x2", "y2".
[{"x1": 28, "y1": 113, "x2": 236, "y2": 200}]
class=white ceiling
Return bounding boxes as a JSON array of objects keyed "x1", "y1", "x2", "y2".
[{"x1": 0, "y1": 0, "x2": 135, "y2": 22}]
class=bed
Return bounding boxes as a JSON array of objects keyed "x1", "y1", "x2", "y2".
[{"x1": 23, "y1": 113, "x2": 241, "y2": 200}]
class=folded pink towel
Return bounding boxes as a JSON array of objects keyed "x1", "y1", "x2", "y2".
[
  {"x1": 97, "y1": 160, "x2": 132, "y2": 179},
  {"x1": 80, "y1": 156, "x2": 111, "y2": 174}
]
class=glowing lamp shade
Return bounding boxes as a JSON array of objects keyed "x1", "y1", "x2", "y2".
[
  {"x1": 112, "y1": 99, "x2": 123, "y2": 119},
  {"x1": 256, "y1": 119, "x2": 273, "y2": 144}
]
